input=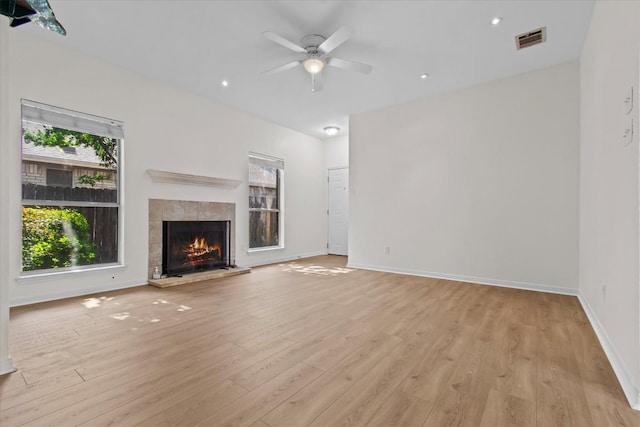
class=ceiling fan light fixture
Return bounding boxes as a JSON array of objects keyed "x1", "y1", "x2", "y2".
[
  {"x1": 303, "y1": 57, "x2": 325, "y2": 74},
  {"x1": 324, "y1": 126, "x2": 340, "y2": 136}
]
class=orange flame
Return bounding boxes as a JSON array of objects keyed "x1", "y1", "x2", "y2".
[{"x1": 184, "y1": 236, "x2": 221, "y2": 260}]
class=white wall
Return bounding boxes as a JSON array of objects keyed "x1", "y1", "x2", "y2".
[
  {"x1": 3, "y1": 30, "x2": 326, "y2": 306},
  {"x1": 580, "y1": 0, "x2": 640, "y2": 408},
  {"x1": 323, "y1": 135, "x2": 349, "y2": 170},
  {"x1": 349, "y1": 61, "x2": 580, "y2": 293},
  {"x1": 0, "y1": 20, "x2": 16, "y2": 374}
]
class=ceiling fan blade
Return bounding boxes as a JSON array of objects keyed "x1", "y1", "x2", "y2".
[
  {"x1": 311, "y1": 73, "x2": 323, "y2": 93},
  {"x1": 263, "y1": 31, "x2": 306, "y2": 53},
  {"x1": 326, "y1": 57, "x2": 373, "y2": 74},
  {"x1": 25, "y1": 0, "x2": 66, "y2": 35},
  {"x1": 318, "y1": 26, "x2": 351, "y2": 54},
  {"x1": 261, "y1": 60, "x2": 301, "y2": 76}
]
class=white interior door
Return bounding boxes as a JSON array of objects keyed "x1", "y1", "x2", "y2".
[{"x1": 328, "y1": 168, "x2": 349, "y2": 256}]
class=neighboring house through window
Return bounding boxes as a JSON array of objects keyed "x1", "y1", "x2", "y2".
[
  {"x1": 20, "y1": 100, "x2": 123, "y2": 273},
  {"x1": 249, "y1": 153, "x2": 284, "y2": 249},
  {"x1": 46, "y1": 169, "x2": 72, "y2": 188}
]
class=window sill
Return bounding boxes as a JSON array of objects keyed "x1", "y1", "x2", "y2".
[
  {"x1": 247, "y1": 246, "x2": 284, "y2": 254},
  {"x1": 17, "y1": 263, "x2": 126, "y2": 285}
]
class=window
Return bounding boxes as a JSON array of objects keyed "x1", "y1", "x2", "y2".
[
  {"x1": 21, "y1": 100, "x2": 123, "y2": 273},
  {"x1": 249, "y1": 153, "x2": 284, "y2": 249},
  {"x1": 46, "y1": 169, "x2": 72, "y2": 188}
]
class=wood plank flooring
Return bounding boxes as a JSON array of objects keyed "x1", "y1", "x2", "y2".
[{"x1": 1, "y1": 255, "x2": 638, "y2": 426}]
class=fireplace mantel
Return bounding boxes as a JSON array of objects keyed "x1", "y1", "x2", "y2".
[{"x1": 146, "y1": 169, "x2": 242, "y2": 189}]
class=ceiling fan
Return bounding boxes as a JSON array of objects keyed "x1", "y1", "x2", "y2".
[
  {"x1": 0, "y1": 0, "x2": 66, "y2": 35},
  {"x1": 262, "y1": 26, "x2": 372, "y2": 92}
]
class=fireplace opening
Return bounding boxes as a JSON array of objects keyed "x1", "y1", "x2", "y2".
[{"x1": 162, "y1": 220, "x2": 230, "y2": 276}]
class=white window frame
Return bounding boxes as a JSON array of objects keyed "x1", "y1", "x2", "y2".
[
  {"x1": 248, "y1": 152, "x2": 284, "y2": 252},
  {"x1": 20, "y1": 99, "x2": 124, "y2": 276}
]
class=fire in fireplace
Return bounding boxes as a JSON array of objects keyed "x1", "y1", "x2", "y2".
[{"x1": 162, "y1": 220, "x2": 230, "y2": 276}]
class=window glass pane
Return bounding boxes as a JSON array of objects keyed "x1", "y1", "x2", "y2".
[
  {"x1": 249, "y1": 211, "x2": 279, "y2": 248},
  {"x1": 249, "y1": 186, "x2": 278, "y2": 209},
  {"x1": 22, "y1": 120, "x2": 118, "y2": 203},
  {"x1": 46, "y1": 169, "x2": 72, "y2": 188},
  {"x1": 249, "y1": 164, "x2": 278, "y2": 208},
  {"x1": 22, "y1": 206, "x2": 118, "y2": 272},
  {"x1": 249, "y1": 154, "x2": 282, "y2": 249}
]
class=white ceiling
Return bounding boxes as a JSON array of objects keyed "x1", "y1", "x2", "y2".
[{"x1": 21, "y1": 0, "x2": 595, "y2": 140}]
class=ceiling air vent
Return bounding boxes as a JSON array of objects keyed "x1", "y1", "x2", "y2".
[{"x1": 515, "y1": 27, "x2": 546, "y2": 50}]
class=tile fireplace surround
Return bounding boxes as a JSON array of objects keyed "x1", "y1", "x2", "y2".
[{"x1": 148, "y1": 199, "x2": 235, "y2": 279}]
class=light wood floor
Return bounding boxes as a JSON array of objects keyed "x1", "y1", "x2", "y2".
[{"x1": 1, "y1": 256, "x2": 638, "y2": 426}]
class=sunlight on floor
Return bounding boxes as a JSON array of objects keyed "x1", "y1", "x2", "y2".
[
  {"x1": 152, "y1": 299, "x2": 192, "y2": 312},
  {"x1": 81, "y1": 296, "x2": 114, "y2": 308},
  {"x1": 278, "y1": 262, "x2": 354, "y2": 277},
  {"x1": 112, "y1": 312, "x2": 130, "y2": 320},
  {"x1": 82, "y1": 296, "x2": 194, "y2": 328}
]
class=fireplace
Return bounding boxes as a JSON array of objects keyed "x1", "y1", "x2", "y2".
[{"x1": 162, "y1": 220, "x2": 230, "y2": 276}]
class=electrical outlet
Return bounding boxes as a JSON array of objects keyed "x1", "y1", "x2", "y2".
[
  {"x1": 602, "y1": 284, "x2": 607, "y2": 301},
  {"x1": 384, "y1": 246, "x2": 391, "y2": 255}
]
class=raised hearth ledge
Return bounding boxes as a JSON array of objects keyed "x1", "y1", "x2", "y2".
[
  {"x1": 148, "y1": 266, "x2": 250, "y2": 288},
  {"x1": 146, "y1": 169, "x2": 242, "y2": 189}
]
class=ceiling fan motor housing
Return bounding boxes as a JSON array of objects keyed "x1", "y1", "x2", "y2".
[{"x1": 300, "y1": 34, "x2": 326, "y2": 56}]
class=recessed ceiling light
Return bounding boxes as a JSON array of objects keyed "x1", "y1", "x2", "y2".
[
  {"x1": 221, "y1": 80, "x2": 229, "y2": 87},
  {"x1": 420, "y1": 73, "x2": 429, "y2": 79},
  {"x1": 491, "y1": 16, "x2": 503, "y2": 26},
  {"x1": 324, "y1": 126, "x2": 340, "y2": 136}
]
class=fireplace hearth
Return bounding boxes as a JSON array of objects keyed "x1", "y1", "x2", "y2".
[{"x1": 163, "y1": 220, "x2": 230, "y2": 276}]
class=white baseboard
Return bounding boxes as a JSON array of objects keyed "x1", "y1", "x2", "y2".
[
  {"x1": 578, "y1": 295, "x2": 640, "y2": 410},
  {"x1": 10, "y1": 253, "x2": 330, "y2": 305},
  {"x1": 244, "y1": 251, "x2": 328, "y2": 268},
  {"x1": 0, "y1": 357, "x2": 16, "y2": 375},
  {"x1": 10, "y1": 279, "x2": 146, "y2": 307},
  {"x1": 346, "y1": 262, "x2": 578, "y2": 296}
]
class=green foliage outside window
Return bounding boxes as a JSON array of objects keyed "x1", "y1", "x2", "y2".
[
  {"x1": 23, "y1": 126, "x2": 117, "y2": 187},
  {"x1": 76, "y1": 173, "x2": 106, "y2": 187},
  {"x1": 23, "y1": 127, "x2": 117, "y2": 168},
  {"x1": 22, "y1": 207, "x2": 96, "y2": 271}
]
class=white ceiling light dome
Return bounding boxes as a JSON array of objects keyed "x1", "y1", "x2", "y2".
[
  {"x1": 324, "y1": 126, "x2": 340, "y2": 136},
  {"x1": 303, "y1": 57, "x2": 325, "y2": 74}
]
